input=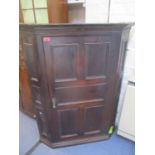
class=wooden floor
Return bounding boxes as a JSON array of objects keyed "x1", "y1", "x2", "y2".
[{"x1": 19, "y1": 111, "x2": 135, "y2": 155}]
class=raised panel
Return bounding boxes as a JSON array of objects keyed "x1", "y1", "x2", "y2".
[
  {"x1": 22, "y1": 34, "x2": 33, "y2": 43},
  {"x1": 22, "y1": 34, "x2": 39, "y2": 79},
  {"x1": 19, "y1": 34, "x2": 34, "y2": 117},
  {"x1": 58, "y1": 108, "x2": 79, "y2": 138},
  {"x1": 85, "y1": 43, "x2": 109, "y2": 78},
  {"x1": 84, "y1": 105, "x2": 104, "y2": 134},
  {"x1": 32, "y1": 85, "x2": 42, "y2": 106},
  {"x1": 55, "y1": 83, "x2": 107, "y2": 105},
  {"x1": 52, "y1": 45, "x2": 78, "y2": 81},
  {"x1": 23, "y1": 45, "x2": 35, "y2": 75},
  {"x1": 36, "y1": 109, "x2": 48, "y2": 137}
]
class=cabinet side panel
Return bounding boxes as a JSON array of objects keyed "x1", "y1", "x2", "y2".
[
  {"x1": 19, "y1": 32, "x2": 34, "y2": 116},
  {"x1": 20, "y1": 29, "x2": 51, "y2": 140}
]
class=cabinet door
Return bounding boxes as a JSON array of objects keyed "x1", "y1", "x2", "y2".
[{"x1": 43, "y1": 34, "x2": 119, "y2": 142}]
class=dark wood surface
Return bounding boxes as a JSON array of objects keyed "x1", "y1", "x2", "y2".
[
  {"x1": 19, "y1": 36, "x2": 34, "y2": 117},
  {"x1": 20, "y1": 23, "x2": 133, "y2": 147}
]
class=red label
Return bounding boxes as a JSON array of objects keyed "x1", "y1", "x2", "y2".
[{"x1": 43, "y1": 37, "x2": 51, "y2": 42}]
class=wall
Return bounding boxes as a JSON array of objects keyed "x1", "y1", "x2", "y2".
[
  {"x1": 109, "y1": 0, "x2": 134, "y2": 22},
  {"x1": 68, "y1": 4, "x2": 85, "y2": 23},
  {"x1": 115, "y1": 27, "x2": 135, "y2": 125},
  {"x1": 86, "y1": 0, "x2": 109, "y2": 23}
]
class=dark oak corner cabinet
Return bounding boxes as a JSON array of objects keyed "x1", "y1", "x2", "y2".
[{"x1": 20, "y1": 23, "x2": 133, "y2": 147}]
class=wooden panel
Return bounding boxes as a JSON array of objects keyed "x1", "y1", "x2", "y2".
[
  {"x1": 52, "y1": 45, "x2": 78, "y2": 81},
  {"x1": 32, "y1": 85, "x2": 42, "y2": 106},
  {"x1": 23, "y1": 45, "x2": 35, "y2": 74},
  {"x1": 83, "y1": 36, "x2": 116, "y2": 79},
  {"x1": 22, "y1": 33, "x2": 40, "y2": 84},
  {"x1": 19, "y1": 50, "x2": 34, "y2": 116},
  {"x1": 58, "y1": 108, "x2": 79, "y2": 138},
  {"x1": 85, "y1": 43, "x2": 108, "y2": 78},
  {"x1": 19, "y1": 67, "x2": 33, "y2": 111},
  {"x1": 43, "y1": 37, "x2": 81, "y2": 84},
  {"x1": 36, "y1": 108, "x2": 49, "y2": 137},
  {"x1": 84, "y1": 105, "x2": 104, "y2": 134},
  {"x1": 22, "y1": 33, "x2": 33, "y2": 43},
  {"x1": 19, "y1": 35, "x2": 34, "y2": 117},
  {"x1": 55, "y1": 84, "x2": 107, "y2": 104},
  {"x1": 55, "y1": 78, "x2": 107, "y2": 88}
]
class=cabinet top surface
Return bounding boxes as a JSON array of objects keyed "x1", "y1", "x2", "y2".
[{"x1": 19, "y1": 23, "x2": 134, "y2": 29}]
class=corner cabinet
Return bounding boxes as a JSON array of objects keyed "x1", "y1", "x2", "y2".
[{"x1": 20, "y1": 24, "x2": 133, "y2": 147}]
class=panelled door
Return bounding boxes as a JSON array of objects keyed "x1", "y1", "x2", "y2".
[{"x1": 43, "y1": 34, "x2": 118, "y2": 142}]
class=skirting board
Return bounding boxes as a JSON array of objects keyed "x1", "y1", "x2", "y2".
[{"x1": 117, "y1": 129, "x2": 135, "y2": 141}]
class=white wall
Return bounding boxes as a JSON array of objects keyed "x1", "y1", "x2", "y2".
[
  {"x1": 109, "y1": 0, "x2": 135, "y2": 22},
  {"x1": 115, "y1": 26, "x2": 135, "y2": 124},
  {"x1": 117, "y1": 84, "x2": 135, "y2": 141},
  {"x1": 85, "y1": 0, "x2": 134, "y2": 23},
  {"x1": 86, "y1": 0, "x2": 109, "y2": 23},
  {"x1": 68, "y1": 5, "x2": 85, "y2": 23}
]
